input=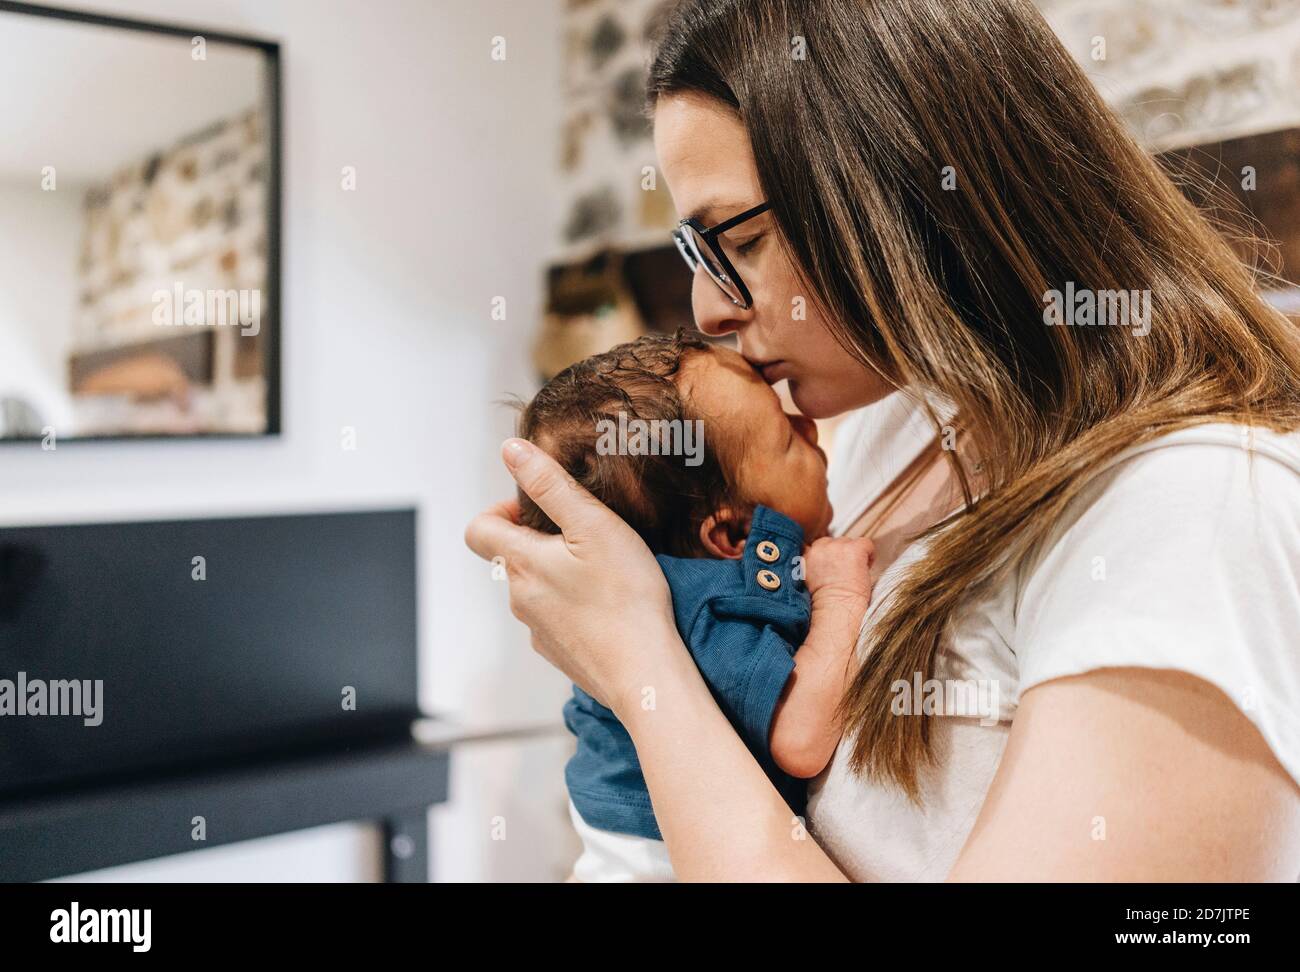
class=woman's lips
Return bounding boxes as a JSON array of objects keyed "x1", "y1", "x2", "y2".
[{"x1": 757, "y1": 360, "x2": 792, "y2": 384}]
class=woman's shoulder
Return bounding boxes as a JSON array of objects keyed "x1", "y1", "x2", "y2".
[
  {"x1": 1011, "y1": 421, "x2": 1300, "y2": 787},
  {"x1": 1023, "y1": 422, "x2": 1300, "y2": 565},
  {"x1": 1087, "y1": 421, "x2": 1300, "y2": 494},
  {"x1": 1014, "y1": 421, "x2": 1300, "y2": 620}
]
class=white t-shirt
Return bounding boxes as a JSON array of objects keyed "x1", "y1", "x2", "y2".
[{"x1": 813, "y1": 399, "x2": 1300, "y2": 882}]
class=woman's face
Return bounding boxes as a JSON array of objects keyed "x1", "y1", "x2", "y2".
[{"x1": 653, "y1": 92, "x2": 893, "y2": 419}]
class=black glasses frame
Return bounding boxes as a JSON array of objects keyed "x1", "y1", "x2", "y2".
[{"x1": 672, "y1": 201, "x2": 771, "y2": 309}]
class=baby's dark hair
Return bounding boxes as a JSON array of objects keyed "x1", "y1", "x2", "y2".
[{"x1": 516, "y1": 329, "x2": 743, "y2": 557}]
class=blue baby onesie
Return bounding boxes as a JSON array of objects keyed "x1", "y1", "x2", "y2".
[{"x1": 562, "y1": 505, "x2": 811, "y2": 840}]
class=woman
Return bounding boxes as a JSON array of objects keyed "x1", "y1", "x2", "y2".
[{"x1": 467, "y1": 0, "x2": 1300, "y2": 880}]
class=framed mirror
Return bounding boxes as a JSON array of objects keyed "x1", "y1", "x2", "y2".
[{"x1": 0, "y1": 1, "x2": 280, "y2": 441}]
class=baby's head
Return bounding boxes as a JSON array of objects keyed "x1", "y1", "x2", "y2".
[{"x1": 516, "y1": 330, "x2": 832, "y2": 558}]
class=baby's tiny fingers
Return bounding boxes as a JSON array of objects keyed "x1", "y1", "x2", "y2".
[{"x1": 856, "y1": 537, "x2": 877, "y2": 566}]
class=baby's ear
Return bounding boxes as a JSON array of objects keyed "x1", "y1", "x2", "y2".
[{"x1": 698, "y1": 507, "x2": 751, "y2": 560}]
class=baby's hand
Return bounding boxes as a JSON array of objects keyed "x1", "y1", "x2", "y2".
[{"x1": 802, "y1": 536, "x2": 875, "y2": 604}]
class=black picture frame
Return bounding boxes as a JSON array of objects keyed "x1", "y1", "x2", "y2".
[{"x1": 0, "y1": 0, "x2": 282, "y2": 443}]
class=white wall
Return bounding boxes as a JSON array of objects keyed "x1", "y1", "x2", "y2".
[
  {"x1": 0, "y1": 179, "x2": 82, "y2": 431},
  {"x1": 4, "y1": 0, "x2": 577, "y2": 881}
]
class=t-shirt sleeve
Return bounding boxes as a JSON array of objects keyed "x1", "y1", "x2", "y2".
[
  {"x1": 687, "y1": 610, "x2": 797, "y2": 763},
  {"x1": 1014, "y1": 439, "x2": 1300, "y2": 786}
]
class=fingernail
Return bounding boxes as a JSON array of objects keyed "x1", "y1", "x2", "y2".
[{"x1": 502, "y1": 437, "x2": 533, "y2": 470}]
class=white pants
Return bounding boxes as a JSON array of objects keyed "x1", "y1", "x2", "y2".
[{"x1": 567, "y1": 799, "x2": 676, "y2": 882}]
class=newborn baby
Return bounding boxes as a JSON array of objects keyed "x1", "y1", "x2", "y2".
[{"x1": 517, "y1": 329, "x2": 874, "y2": 882}]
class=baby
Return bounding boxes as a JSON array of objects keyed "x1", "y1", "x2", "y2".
[{"x1": 516, "y1": 329, "x2": 875, "y2": 882}]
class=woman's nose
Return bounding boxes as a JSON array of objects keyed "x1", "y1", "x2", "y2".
[{"x1": 691, "y1": 271, "x2": 749, "y2": 337}]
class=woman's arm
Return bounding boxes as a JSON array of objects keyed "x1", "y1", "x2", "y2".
[
  {"x1": 950, "y1": 667, "x2": 1300, "y2": 881},
  {"x1": 620, "y1": 645, "x2": 847, "y2": 881}
]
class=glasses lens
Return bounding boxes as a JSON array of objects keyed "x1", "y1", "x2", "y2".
[
  {"x1": 680, "y1": 223, "x2": 746, "y2": 306},
  {"x1": 671, "y1": 229, "x2": 698, "y2": 272}
]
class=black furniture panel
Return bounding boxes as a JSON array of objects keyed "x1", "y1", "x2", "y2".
[
  {"x1": 0, "y1": 509, "x2": 421, "y2": 797},
  {"x1": 0, "y1": 734, "x2": 449, "y2": 882}
]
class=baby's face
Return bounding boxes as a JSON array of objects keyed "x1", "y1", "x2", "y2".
[{"x1": 679, "y1": 345, "x2": 834, "y2": 540}]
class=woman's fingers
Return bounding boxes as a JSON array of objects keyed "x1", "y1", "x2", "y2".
[
  {"x1": 480, "y1": 497, "x2": 522, "y2": 527},
  {"x1": 462, "y1": 439, "x2": 676, "y2": 709},
  {"x1": 501, "y1": 438, "x2": 615, "y2": 543},
  {"x1": 464, "y1": 498, "x2": 530, "y2": 564}
]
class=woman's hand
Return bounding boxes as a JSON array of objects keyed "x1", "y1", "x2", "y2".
[{"x1": 463, "y1": 438, "x2": 681, "y2": 715}]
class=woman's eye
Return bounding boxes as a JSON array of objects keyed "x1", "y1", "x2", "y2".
[{"x1": 735, "y1": 234, "x2": 764, "y2": 255}]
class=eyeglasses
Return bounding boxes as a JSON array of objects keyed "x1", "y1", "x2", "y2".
[{"x1": 671, "y1": 201, "x2": 771, "y2": 309}]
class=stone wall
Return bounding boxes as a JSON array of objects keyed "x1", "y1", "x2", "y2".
[
  {"x1": 1041, "y1": 0, "x2": 1300, "y2": 151},
  {"x1": 555, "y1": 0, "x2": 1300, "y2": 253}
]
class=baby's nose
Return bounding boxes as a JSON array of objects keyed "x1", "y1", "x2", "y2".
[{"x1": 788, "y1": 413, "x2": 819, "y2": 447}]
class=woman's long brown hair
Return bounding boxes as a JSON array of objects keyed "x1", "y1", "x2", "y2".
[{"x1": 649, "y1": 0, "x2": 1300, "y2": 798}]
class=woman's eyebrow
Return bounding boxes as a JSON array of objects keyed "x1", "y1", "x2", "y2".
[{"x1": 687, "y1": 197, "x2": 753, "y2": 225}]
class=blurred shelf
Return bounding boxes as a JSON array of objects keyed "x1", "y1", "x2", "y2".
[{"x1": 0, "y1": 723, "x2": 451, "y2": 883}]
